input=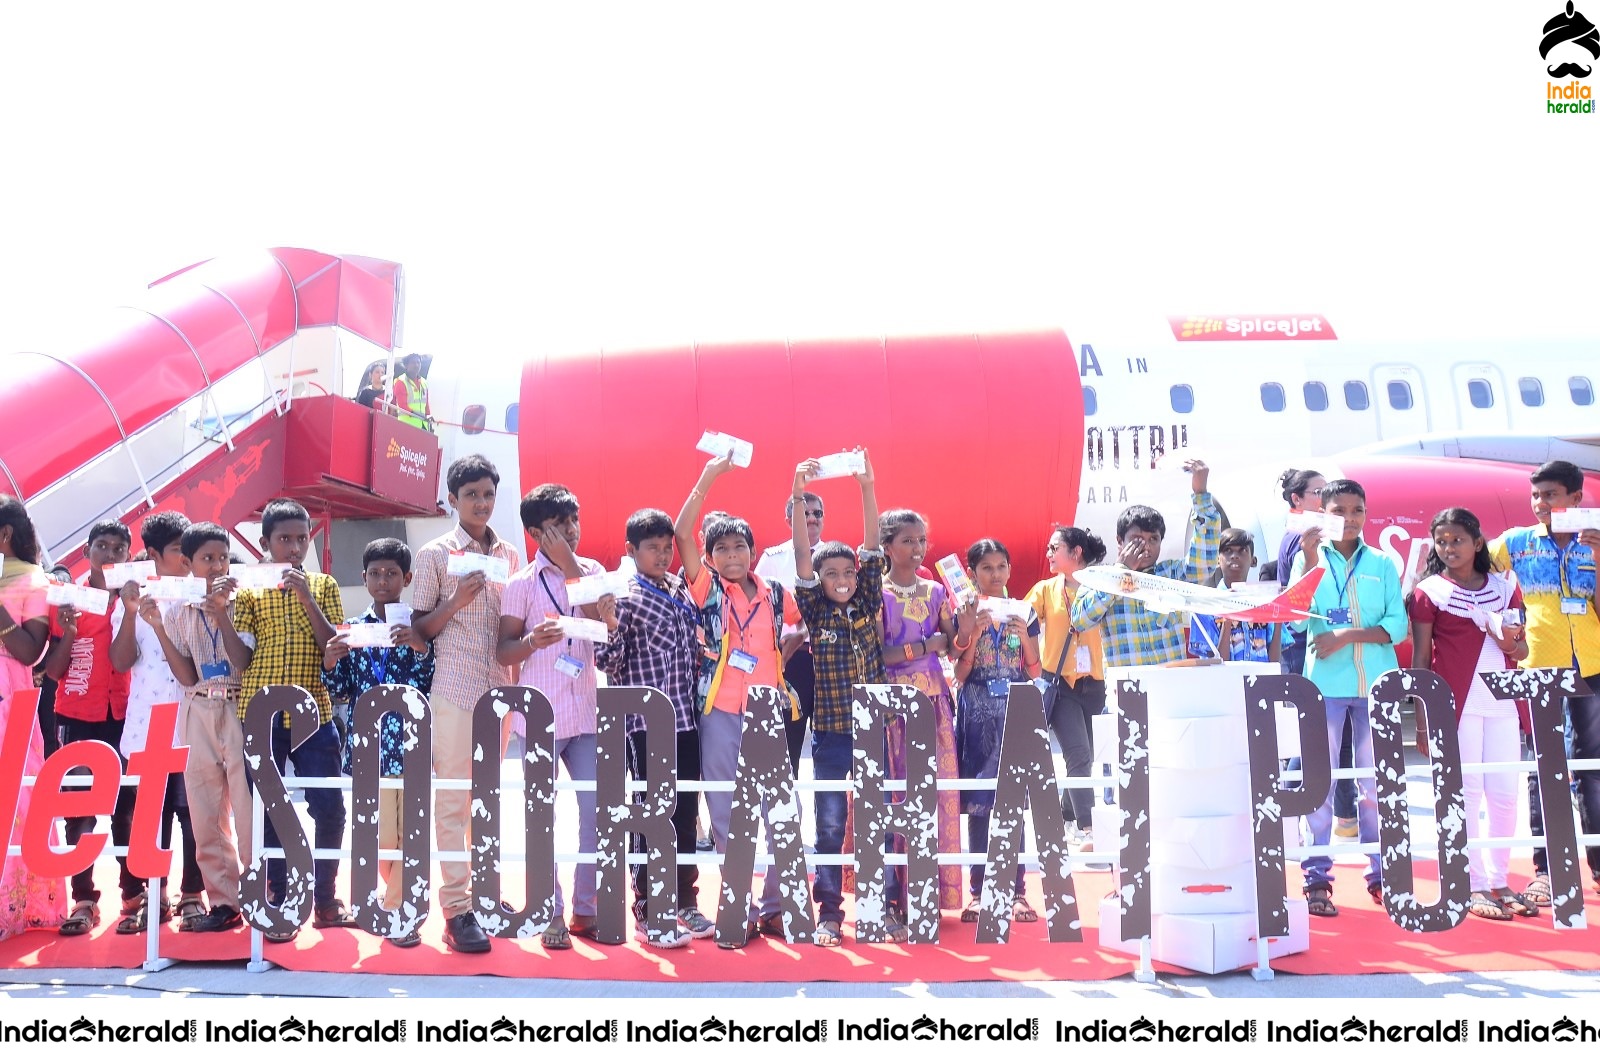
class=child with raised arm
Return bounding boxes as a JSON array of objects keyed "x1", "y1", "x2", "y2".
[
  {"x1": 789, "y1": 448, "x2": 891, "y2": 946},
  {"x1": 674, "y1": 454, "x2": 804, "y2": 945}
]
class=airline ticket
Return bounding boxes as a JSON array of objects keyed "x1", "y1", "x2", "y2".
[
  {"x1": 978, "y1": 596, "x2": 1033, "y2": 626},
  {"x1": 547, "y1": 613, "x2": 610, "y2": 643},
  {"x1": 695, "y1": 430, "x2": 754, "y2": 468},
  {"x1": 233, "y1": 564, "x2": 292, "y2": 590},
  {"x1": 144, "y1": 576, "x2": 208, "y2": 604},
  {"x1": 809, "y1": 451, "x2": 866, "y2": 480},
  {"x1": 340, "y1": 622, "x2": 397, "y2": 649},
  {"x1": 447, "y1": 551, "x2": 511, "y2": 583},
  {"x1": 1284, "y1": 509, "x2": 1346, "y2": 539},
  {"x1": 566, "y1": 558, "x2": 636, "y2": 605},
  {"x1": 46, "y1": 582, "x2": 111, "y2": 616},
  {"x1": 102, "y1": 561, "x2": 156, "y2": 588},
  {"x1": 1550, "y1": 508, "x2": 1600, "y2": 532}
]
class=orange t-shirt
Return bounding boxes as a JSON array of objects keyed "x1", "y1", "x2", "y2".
[{"x1": 688, "y1": 567, "x2": 801, "y2": 713}]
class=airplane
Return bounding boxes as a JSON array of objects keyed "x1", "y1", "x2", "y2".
[{"x1": 1072, "y1": 565, "x2": 1326, "y2": 623}]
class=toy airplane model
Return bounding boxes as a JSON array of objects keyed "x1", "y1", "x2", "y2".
[{"x1": 1074, "y1": 565, "x2": 1326, "y2": 623}]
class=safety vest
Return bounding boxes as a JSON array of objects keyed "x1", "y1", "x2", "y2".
[{"x1": 397, "y1": 375, "x2": 429, "y2": 430}]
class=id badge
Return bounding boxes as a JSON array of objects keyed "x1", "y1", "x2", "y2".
[
  {"x1": 1326, "y1": 607, "x2": 1351, "y2": 625},
  {"x1": 1561, "y1": 597, "x2": 1588, "y2": 616},
  {"x1": 987, "y1": 678, "x2": 1011, "y2": 698},
  {"x1": 201, "y1": 660, "x2": 231, "y2": 681},
  {"x1": 555, "y1": 653, "x2": 585, "y2": 679},
  {"x1": 1075, "y1": 645, "x2": 1092, "y2": 672},
  {"x1": 729, "y1": 649, "x2": 759, "y2": 674}
]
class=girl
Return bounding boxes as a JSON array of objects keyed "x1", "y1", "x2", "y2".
[
  {"x1": 1276, "y1": 468, "x2": 1325, "y2": 673},
  {"x1": 0, "y1": 496, "x2": 67, "y2": 940},
  {"x1": 1024, "y1": 526, "x2": 1108, "y2": 845},
  {"x1": 878, "y1": 509, "x2": 964, "y2": 914},
  {"x1": 954, "y1": 538, "x2": 1041, "y2": 922},
  {"x1": 355, "y1": 361, "x2": 388, "y2": 409},
  {"x1": 1410, "y1": 507, "x2": 1532, "y2": 920}
]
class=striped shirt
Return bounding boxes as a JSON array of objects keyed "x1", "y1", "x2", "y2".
[
  {"x1": 234, "y1": 571, "x2": 344, "y2": 724},
  {"x1": 501, "y1": 551, "x2": 604, "y2": 740},
  {"x1": 1491, "y1": 523, "x2": 1600, "y2": 674},
  {"x1": 411, "y1": 523, "x2": 520, "y2": 712}
]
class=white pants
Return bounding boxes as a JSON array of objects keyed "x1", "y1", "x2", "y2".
[{"x1": 1459, "y1": 709, "x2": 1520, "y2": 892}]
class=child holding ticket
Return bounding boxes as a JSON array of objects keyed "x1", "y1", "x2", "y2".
[
  {"x1": 231, "y1": 498, "x2": 350, "y2": 941},
  {"x1": 321, "y1": 538, "x2": 433, "y2": 946},
  {"x1": 45, "y1": 519, "x2": 139, "y2": 937},
  {"x1": 1410, "y1": 507, "x2": 1530, "y2": 921},
  {"x1": 952, "y1": 539, "x2": 1039, "y2": 920}
]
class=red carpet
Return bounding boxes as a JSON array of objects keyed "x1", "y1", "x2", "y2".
[{"x1": 4, "y1": 860, "x2": 1596, "y2": 980}]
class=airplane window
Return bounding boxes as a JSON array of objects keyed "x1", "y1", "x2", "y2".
[
  {"x1": 1518, "y1": 377, "x2": 1544, "y2": 407},
  {"x1": 1571, "y1": 376, "x2": 1595, "y2": 406},
  {"x1": 1260, "y1": 382, "x2": 1285, "y2": 412},
  {"x1": 505, "y1": 403, "x2": 520, "y2": 432},
  {"x1": 462, "y1": 404, "x2": 486, "y2": 435},
  {"x1": 1083, "y1": 385, "x2": 1097, "y2": 416},
  {"x1": 1170, "y1": 384, "x2": 1194, "y2": 414},
  {"x1": 1343, "y1": 380, "x2": 1369, "y2": 411},
  {"x1": 1386, "y1": 380, "x2": 1413, "y2": 411},
  {"x1": 1303, "y1": 381, "x2": 1329, "y2": 412},
  {"x1": 1467, "y1": 378, "x2": 1494, "y2": 409}
]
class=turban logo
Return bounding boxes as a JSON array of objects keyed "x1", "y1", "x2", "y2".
[{"x1": 1541, "y1": 1, "x2": 1600, "y2": 78}]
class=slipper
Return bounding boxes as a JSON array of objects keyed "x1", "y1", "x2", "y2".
[
  {"x1": 115, "y1": 895, "x2": 149, "y2": 935},
  {"x1": 812, "y1": 920, "x2": 842, "y2": 947},
  {"x1": 960, "y1": 897, "x2": 981, "y2": 924},
  {"x1": 1523, "y1": 872, "x2": 1552, "y2": 906},
  {"x1": 1304, "y1": 884, "x2": 1337, "y2": 918},
  {"x1": 542, "y1": 919, "x2": 572, "y2": 950},
  {"x1": 568, "y1": 915, "x2": 601, "y2": 941},
  {"x1": 263, "y1": 924, "x2": 299, "y2": 944},
  {"x1": 59, "y1": 900, "x2": 99, "y2": 937},
  {"x1": 1468, "y1": 890, "x2": 1514, "y2": 921},
  {"x1": 756, "y1": 913, "x2": 786, "y2": 939},
  {"x1": 1493, "y1": 887, "x2": 1538, "y2": 918},
  {"x1": 880, "y1": 911, "x2": 910, "y2": 944},
  {"x1": 313, "y1": 900, "x2": 358, "y2": 929},
  {"x1": 1011, "y1": 897, "x2": 1039, "y2": 923}
]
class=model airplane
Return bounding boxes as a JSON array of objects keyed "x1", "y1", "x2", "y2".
[{"x1": 1073, "y1": 564, "x2": 1325, "y2": 623}]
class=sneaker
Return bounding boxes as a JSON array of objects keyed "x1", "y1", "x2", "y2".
[
  {"x1": 634, "y1": 922, "x2": 692, "y2": 949},
  {"x1": 1333, "y1": 816, "x2": 1358, "y2": 838},
  {"x1": 677, "y1": 907, "x2": 715, "y2": 939},
  {"x1": 183, "y1": 904, "x2": 242, "y2": 933}
]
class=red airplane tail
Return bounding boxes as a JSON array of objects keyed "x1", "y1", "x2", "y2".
[{"x1": 1233, "y1": 566, "x2": 1324, "y2": 623}]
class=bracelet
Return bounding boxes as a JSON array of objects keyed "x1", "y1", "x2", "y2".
[
  {"x1": 952, "y1": 634, "x2": 972, "y2": 652},
  {"x1": 904, "y1": 642, "x2": 916, "y2": 661},
  {"x1": 0, "y1": 623, "x2": 15, "y2": 639}
]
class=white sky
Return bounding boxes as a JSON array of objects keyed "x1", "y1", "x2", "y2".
[{"x1": 2, "y1": 1, "x2": 1595, "y2": 360}]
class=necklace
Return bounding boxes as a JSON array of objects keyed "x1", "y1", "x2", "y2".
[{"x1": 887, "y1": 576, "x2": 920, "y2": 599}]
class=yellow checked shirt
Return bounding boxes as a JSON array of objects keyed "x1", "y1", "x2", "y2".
[{"x1": 233, "y1": 572, "x2": 345, "y2": 723}]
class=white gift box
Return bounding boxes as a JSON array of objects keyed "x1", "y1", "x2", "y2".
[
  {"x1": 1150, "y1": 814, "x2": 1255, "y2": 871},
  {"x1": 1149, "y1": 860, "x2": 1258, "y2": 916},
  {"x1": 1151, "y1": 900, "x2": 1310, "y2": 973},
  {"x1": 1149, "y1": 762, "x2": 1251, "y2": 819},
  {"x1": 1147, "y1": 713, "x2": 1249, "y2": 769},
  {"x1": 1105, "y1": 661, "x2": 1279, "y2": 722}
]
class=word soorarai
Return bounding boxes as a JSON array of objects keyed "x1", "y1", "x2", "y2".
[{"x1": 0, "y1": 668, "x2": 1589, "y2": 948}]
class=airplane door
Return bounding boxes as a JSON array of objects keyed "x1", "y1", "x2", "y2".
[
  {"x1": 1370, "y1": 363, "x2": 1430, "y2": 439},
  {"x1": 1451, "y1": 362, "x2": 1512, "y2": 430}
]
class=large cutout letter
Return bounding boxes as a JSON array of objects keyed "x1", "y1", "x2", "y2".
[
  {"x1": 852, "y1": 684, "x2": 939, "y2": 942},
  {"x1": 348, "y1": 684, "x2": 432, "y2": 939},
  {"x1": 471, "y1": 685, "x2": 557, "y2": 938},
  {"x1": 596, "y1": 686, "x2": 679, "y2": 946},
  {"x1": 241, "y1": 685, "x2": 320, "y2": 935},
  {"x1": 1243, "y1": 674, "x2": 1329, "y2": 938},
  {"x1": 1110, "y1": 679, "x2": 1152, "y2": 938}
]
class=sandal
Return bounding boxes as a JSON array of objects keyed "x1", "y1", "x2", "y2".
[
  {"x1": 1469, "y1": 890, "x2": 1514, "y2": 921},
  {"x1": 1304, "y1": 884, "x2": 1338, "y2": 918},
  {"x1": 175, "y1": 894, "x2": 206, "y2": 927},
  {"x1": 960, "y1": 896, "x2": 982, "y2": 923},
  {"x1": 313, "y1": 900, "x2": 358, "y2": 929},
  {"x1": 568, "y1": 914, "x2": 600, "y2": 941},
  {"x1": 1523, "y1": 873, "x2": 1552, "y2": 906},
  {"x1": 881, "y1": 910, "x2": 910, "y2": 944},
  {"x1": 1368, "y1": 880, "x2": 1384, "y2": 905},
  {"x1": 115, "y1": 895, "x2": 149, "y2": 935},
  {"x1": 1493, "y1": 887, "x2": 1538, "y2": 918},
  {"x1": 756, "y1": 913, "x2": 787, "y2": 939},
  {"x1": 542, "y1": 919, "x2": 572, "y2": 950},
  {"x1": 1011, "y1": 897, "x2": 1039, "y2": 923},
  {"x1": 59, "y1": 900, "x2": 99, "y2": 936},
  {"x1": 812, "y1": 919, "x2": 842, "y2": 947},
  {"x1": 263, "y1": 924, "x2": 299, "y2": 944}
]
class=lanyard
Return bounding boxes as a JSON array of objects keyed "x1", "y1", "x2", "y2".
[
  {"x1": 1327, "y1": 547, "x2": 1364, "y2": 608},
  {"x1": 536, "y1": 568, "x2": 575, "y2": 649},
  {"x1": 725, "y1": 584, "x2": 763, "y2": 648},
  {"x1": 633, "y1": 574, "x2": 701, "y2": 624},
  {"x1": 198, "y1": 612, "x2": 223, "y2": 662}
]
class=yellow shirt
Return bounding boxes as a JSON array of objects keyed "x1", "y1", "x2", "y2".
[{"x1": 1025, "y1": 575, "x2": 1104, "y2": 684}]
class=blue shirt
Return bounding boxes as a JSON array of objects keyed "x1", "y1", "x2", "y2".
[
  {"x1": 1288, "y1": 542, "x2": 1408, "y2": 698},
  {"x1": 1188, "y1": 610, "x2": 1288, "y2": 663},
  {"x1": 321, "y1": 606, "x2": 434, "y2": 776}
]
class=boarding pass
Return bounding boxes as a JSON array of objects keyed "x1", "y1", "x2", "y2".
[
  {"x1": 1550, "y1": 508, "x2": 1600, "y2": 532},
  {"x1": 1284, "y1": 509, "x2": 1346, "y2": 539},
  {"x1": 46, "y1": 582, "x2": 111, "y2": 615},
  {"x1": 935, "y1": 554, "x2": 978, "y2": 608},
  {"x1": 102, "y1": 561, "x2": 156, "y2": 587},
  {"x1": 447, "y1": 550, "x2": 511, "y2": 583},
  {"x1": 978, "y1": 596, "x2": 1032, "y2": 625},
  {"x1": 546, "y1": 612, "x2": 610, "y2": 643},
  {"x1": 232, "y1": 564, "x2": 292, "y2": 590},
  {"x1": 566, "y1": 559, "x2": 636, "y2": 606},
  {"x1": 339, "y1": 622, "x2": 397, "y2": 649},
  {"x1": 144, "y1": 576, "x2": 208, "y2": 603},
  {"x1": 695, "y1": 430, "x2": 753, "y2": 468},
  {"x1": 809, "y1": 451, "x2": 866, "y2": 480}
]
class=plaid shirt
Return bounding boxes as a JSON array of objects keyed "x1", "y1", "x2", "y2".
[
  {"x1": 234, "y1": 571, "x2": 344, "y2": 724},
  {"x1": 593, "y1": 573, "x2": 700, "y2": 735},
  {"x1": 1070, "y1": 492, "x2": 1221, "y2": 667},
  {"x1": 321, "y1": 606, "x2": 434, "y2": 776},
  {"x1": 794, "y1": 548, "x2": 887, "y2": 735}
]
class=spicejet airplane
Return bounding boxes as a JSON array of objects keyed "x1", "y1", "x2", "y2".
[{"x1": 1072, "y1": 565, "x2": 1327, "y2": 623}]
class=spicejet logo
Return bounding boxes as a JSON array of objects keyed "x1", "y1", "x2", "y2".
[
  {"x1": 1169, "y1": 314, "x2": 1337, "y2": 341},
  {"x1": 386, "y1": 439, "x2": 402, "y2": 459},
  {"x1": 385, "y1": 438, "x2": 430, "y2": 481}
]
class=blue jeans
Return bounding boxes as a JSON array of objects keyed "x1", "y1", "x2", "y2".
[
  {"x1": 810, "y1": 730, "x2": 852, "y2": 924},
  {"x1": 263, "y1": 719, "x2": 346, "y2": 909},
  {"x1": 554, "y1": 734, "x2": 598, "y2": 918},
  {"x1": 1301, "y1": 697, "x2": 1380, "y2": 890}
]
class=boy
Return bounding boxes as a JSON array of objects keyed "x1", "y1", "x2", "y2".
[
  {"x1": 148, "y1": 521, "x2": 254, "y2": 932},
  {"x1": 321, "y1": 538, "x2": 433, "y2": 947},
  {"x1": 109, "y1": 511, "x2": 205, "y2": 929},
  {"x1": 410, "y1": 454, "x2": 519, "y2": 955},
  {"x1": 1187, "y1": 527, "x2": 1285, "y2": 664},
  {"x1": 496, "y1": 484, "x2": 611, "y2": 949},
  {"x1": 755, "y1": 490, "x2": 825, "y2": 769},
  {"x1": 1490, "y1": 459, "x2": 1600, "y2": 901},
  {"x1": 47, "y1": 519, "x2": 138, "y2": 935},
  {"x1": 232, "y1": 498, "x2": 350, "y2": 941},
  {"x1": 674, "y1": 455, "x2": 803, "y2": 944},
  {"x1": 1070, "y1": 459, "x2": 1220, "y2": 666},
  {"x1": 594, "y1": 507, "x2": 707, "y2": 948},
  {"x1": 788, "y1": 448, "x2": 885, "y2": 947}
]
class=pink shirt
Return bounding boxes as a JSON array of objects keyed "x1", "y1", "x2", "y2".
[{"x1": 501, "y1": 551, "x2": 604, "y2": 740}]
